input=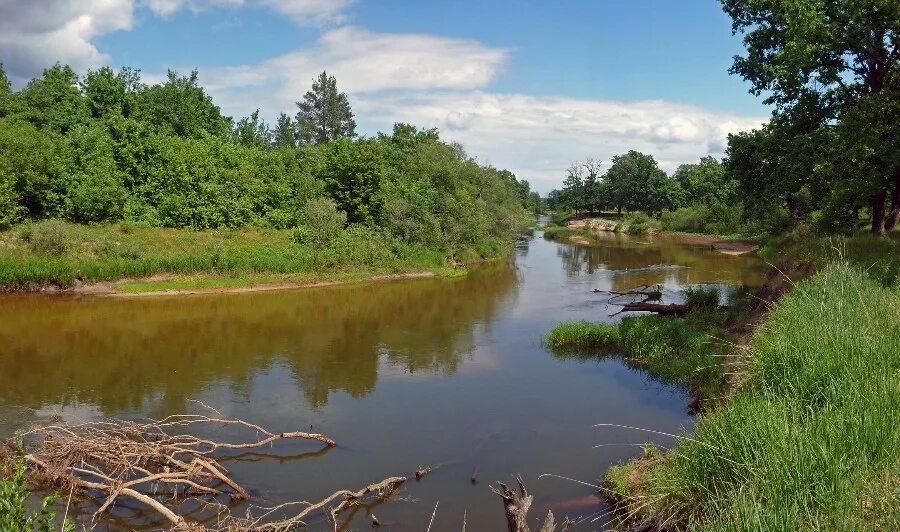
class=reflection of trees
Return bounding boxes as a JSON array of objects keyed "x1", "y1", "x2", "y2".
[
  {"x1": 0, "y1": 264, "x2": 518, "y2": 414},
  {"x1": 555, "y1": 233, "x2": 768, "y2": 289}
]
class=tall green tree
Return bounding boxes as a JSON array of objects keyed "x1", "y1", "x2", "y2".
[
  {"x1": 722, "y1": 0, "x2": 900, "y2": 233},
  {"x1": 135, "y1": 69, "x2": 231, "y2": 139},
  {"x1": 295, "y1": 71, "x2": 356, "y2": 145},
  {"x1": 15, "y1": 64, "x2": 88, "y2": 134},
  {"x1": 605, "y1": 150, "x2": 675, "y2": 215},
  {"x1": 271, "y1": 112, "x2": 297, "y2": 148},
  {"x1": 673, "y1": 157, "x2": 735, "y2": 207},
  {"x1": 81, "y1": 66, "x2": 140, "y2": 119}
]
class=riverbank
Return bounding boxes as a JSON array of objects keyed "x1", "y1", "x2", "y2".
[
  {"x1": 547, "y1": 246, "x2": 900, "y2": 529},
  {"x1": 543, "y1": 219, "x2": 760, "y2": 255},
  {"x1": 0, "y1": 221, "x2": 500, "y2": 294}
]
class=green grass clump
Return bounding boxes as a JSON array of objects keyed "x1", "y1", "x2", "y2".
[
  {"x1": 684, "y1": 285, "x2": 720, "y2": 311},
  {"x1": 546, "y1": 312, "x2": 728, "y2": 399},
  {"x1": 0, "y1": 461, "x2": 74, "y2": 532},
  {"x1": 544, "y1": 321, "x2": 620, "y2": 349},
  {"x1": 616, "y1": 263, "x2": 900, "y2": 530}
]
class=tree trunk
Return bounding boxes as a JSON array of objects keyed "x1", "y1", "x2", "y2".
[
  {"x1": 885, "y1": 173, "x2": 900, "y2": 232},
  {"x1": 871, "y1": 190, "x2": 887, "y2": 235}
]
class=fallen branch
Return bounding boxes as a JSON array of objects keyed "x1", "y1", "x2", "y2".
[
  {"x1": 8, "y1": 415, "x2": 336, "y2": 530},
  {"x1": 610, "y1": 302, "x2": 688, "y2": 317}
]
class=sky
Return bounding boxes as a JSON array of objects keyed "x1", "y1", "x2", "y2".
[{"x1": 0, "y1": 0, "x2": 770, "y2": 193}]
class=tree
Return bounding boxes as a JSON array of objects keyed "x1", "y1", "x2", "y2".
[
  {"x1": 295, "y1": 71, "x2": 356, "y2": 145},
  {"x1": 0, "y1": 63, "x2": 11, "y2": 118},
  {"x1": 15, "y1": 63, "x2": 88, "y2": 134},
  {"x1": 231, "y1": 109, "x2": 270, "y2": 148},
  {"x1": 722, "y1": 0, "x2": 900, "y2": 233},
  {"x1": 81, "y1": 66, "x2": 140, "y2": 119},
  {"x1": 560, "y1": 166, "x2": 584, "y2": 214},
  {"x1": 271, "y1": 112, "x2": 297, "y2": 148},
  {"x1": 605, "y1": 150, "x2": 674, "y2": 215},
  {"x1": 135, "y1": 69, "x2": 231, "y2": 139},
  {"x1": 673, "y1": 157, "x2": 734, "y2": 207}
]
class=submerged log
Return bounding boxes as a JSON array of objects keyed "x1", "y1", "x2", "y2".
[
  {"x1": 492, "y1": 475, "x2": 570, "y2": 532},
  {"x1": 613, "y1": 302, "x2": 688, "y2": 316}
]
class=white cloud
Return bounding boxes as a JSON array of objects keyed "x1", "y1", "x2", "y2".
[
  {"x1": 0, "y1": 0, "x2": 134, "y2": 84},
  {"x1": 352, "y1": 92, "x2": 767, "y2": 192},
  {"x1": 142, "y1": 0, "x2": 353, "y2": 24},
  {"x1": 199, "y1": 26, "x2": 510, "y2": 113}
]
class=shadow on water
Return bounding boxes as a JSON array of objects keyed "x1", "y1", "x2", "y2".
[{"x1": 0, "y1": 229, "x2": 766, "y2": 530}]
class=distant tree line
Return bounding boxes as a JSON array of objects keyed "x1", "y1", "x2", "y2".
[
  {"x1": 550, "y1": 1, "x2": 899, "y2": 236},
  {"x1": 0, "y1": 65, "x2": 534, "y2": 254}
]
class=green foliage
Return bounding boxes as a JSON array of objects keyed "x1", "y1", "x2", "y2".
[
  {"x1": 546, "y1": 312, "x2": 728, "y2": 398},
  {"x1": 0, "y1": 64, "x2": 529, "y2": 288},
  {"x1": 134, "y1": 69, "x2": 231, "y2": 138},
  {"x1": 633, "y1": 263, "x2": 900, "y2": 529},
  {"x1": 621, "y1": 211, "x2": 656, "y2": 234},
  {"x1": 292, "y1": 197, "x2": 347, "y2": 246},
  {"x1": 23, "y1": 220, "x2": 68, "y2": 256},
  {"x1": 295, "y1": 71, "x2": 356, "y2": 145},
  {"x1": 683, "y1": 285, "x2": 720, "y2": 311},
  {"x1": 0, "y1": 462, "x2": 74, "y2": 532},
  {"x1": 544, "y1": 321, "x2": 620, "y2": 349}
]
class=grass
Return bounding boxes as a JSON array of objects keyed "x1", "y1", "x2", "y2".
[
  {"x1": 545, "y1": 310, "x2": 730, "y2": 400},
  {"x1": 544, "y1": 321, "x2": 620, "y2": 349},
  {"x1": 602, "y1": 263, "x2": 900, "y2": 530},
  {"x1": 684, "y1": 285, "x2": 720, "y2": 311},
  {"x1": 0, "y1": 220, "x2": 493, "y2": 292}
]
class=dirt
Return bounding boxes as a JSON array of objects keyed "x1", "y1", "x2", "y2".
[{"x1": 67, "y1": 272, "x2": 438, "y2": 298}]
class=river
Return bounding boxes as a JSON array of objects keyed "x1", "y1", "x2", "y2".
[{"x1": 0, "y1": 228, "x2": 767, "y2": 530}]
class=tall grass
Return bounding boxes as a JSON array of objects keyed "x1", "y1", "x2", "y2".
[
  {"x1": 614, "y1": 263, "x2": 900, "y2": 530},
  {"x1": 545, "y1": 312, "x2": 729, "y2": 398},
  {"x1": 0, "y1": 221, "x2": 459, "y2": 290}
]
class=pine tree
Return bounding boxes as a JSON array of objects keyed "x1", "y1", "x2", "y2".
[{"x1": 295, "y1": 71, "x2": 355, "y2": 145}]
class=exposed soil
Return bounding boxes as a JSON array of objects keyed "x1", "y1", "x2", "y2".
[{"x1": 68, "y1": 271, "x2": 438, "y2": 298}]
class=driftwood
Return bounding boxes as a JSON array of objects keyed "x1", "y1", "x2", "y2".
[
  {"x1": 7, "y1": 413, "x2": 338, "y2": 530},
  {"x1": 220, "y1": 475, "x2": 408, "y2": 531},
  {"x1": 612, "y1": 302, "x2": 688, "y2": 316},
  {"x1": 491, "y1": 475, "x2": 570, "y2": 532}
]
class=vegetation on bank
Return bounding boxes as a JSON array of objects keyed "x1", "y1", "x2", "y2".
[
  {"x1": 545, "y1": 305, "x2": 729, "y2": 401},
  {"x1": 0, "y1": 64, "x2": 536, "y2": 290},
  {"x1": 0, "y1": 460, "x2": 74, "y2": 532},
  {"x1": 0, "y1": 219, "x2": 496, "y2": 291},
  {"x1": 601, "y1": 263, "x2": 900, "y2": 530}
]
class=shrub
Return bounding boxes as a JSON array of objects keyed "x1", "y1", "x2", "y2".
[
  {"x1": 0, "y1": 461, "x2": 75, "y2": 532},
  {"x1": 622, "y1": 212, "x2": 656, "y2": 234},
  {"x1": 24, "y1": 220, "x2": 68, "y2": 256},
  {"x1": 292, "y1": 197, "x2": 347, "y2": 246},
  {"x1": 660, "y1": 205, "x2": 708, "y2": 233}
]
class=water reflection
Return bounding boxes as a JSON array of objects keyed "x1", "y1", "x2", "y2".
[
  {"x1": 554, "y1": 231, "x2": 767, "y2": 290},
  {"x1": 0, "y1": 262, "x2": 519, "y2": 416}
]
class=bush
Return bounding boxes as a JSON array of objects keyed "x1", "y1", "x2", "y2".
[
  {"x1": 23, "y1": 220, "x2": 68, "y2": 256},
  {"x1": 661, "y1": 205, "x2": 708, "y2": 233},
  {"x1": 622, "y1": 211, "x2": 656, "y2": 234},
  {"x1": 0, "y1": 461, "x2": 75, "y2": 532},
  {"x1": 292, "y1": 197, "x2": 347, "y2": 246}
]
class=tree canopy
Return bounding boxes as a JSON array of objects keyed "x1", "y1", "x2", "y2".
[{"x1": 295, "y1": 71, "x2": 356, "y2": 145}]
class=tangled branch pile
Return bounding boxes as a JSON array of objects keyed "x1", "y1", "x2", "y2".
[{"x1": 1, "y1": 413, "x2": 413, "y2": 530}]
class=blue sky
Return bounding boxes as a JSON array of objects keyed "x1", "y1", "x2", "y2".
[{"x1": 1, "y1": 0, "x2": 770, "y2": 191}]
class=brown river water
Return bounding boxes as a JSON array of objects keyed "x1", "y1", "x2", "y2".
[{"x1": 0, "y1": 227, "x2": 767, "y2": 530}]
